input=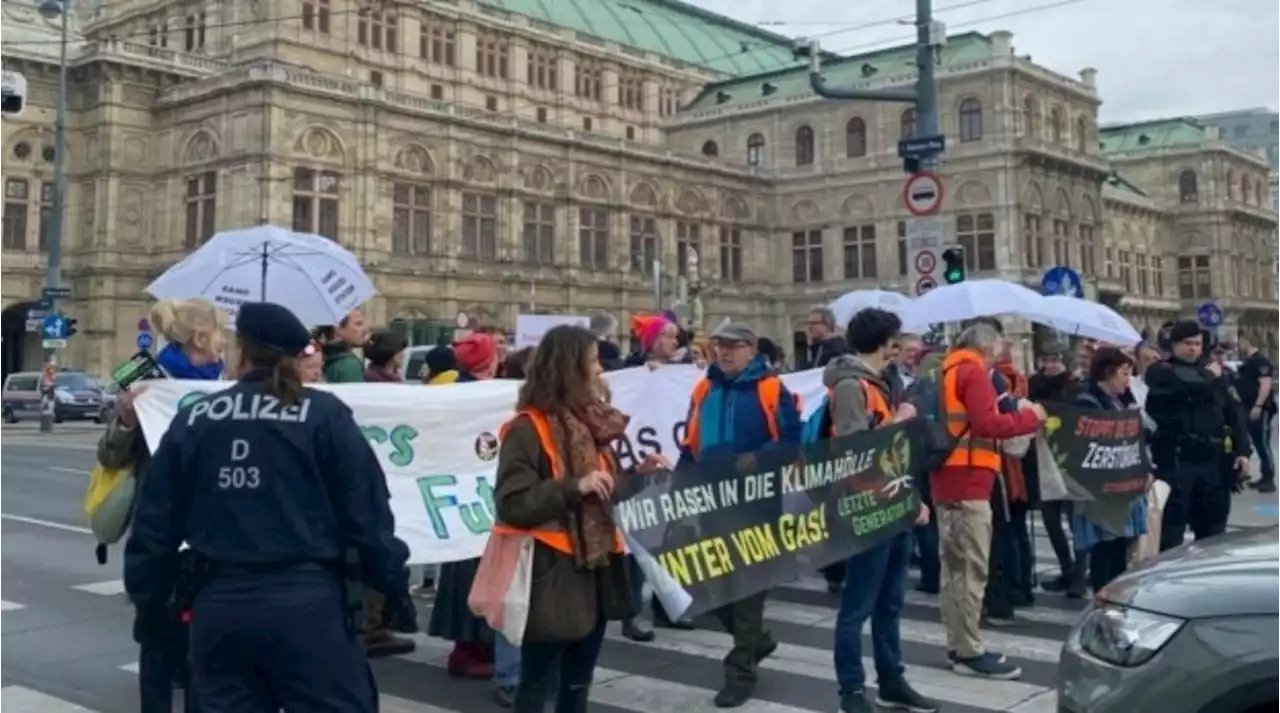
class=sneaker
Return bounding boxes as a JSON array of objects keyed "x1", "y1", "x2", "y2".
[
  {"x1": 1040, "y1": 575, "x2": 1068, "y2": 593},
  {"x1": 1256, "y1": 481, "x2": 1277, "y2": 494},
  {"x1": 493, "y1": 685, "x2": 515, "y2": 708},
  {"x1": 838, "y1": 691, "x2": 873, "y2": 713},
  {"x1": 950, "y1": 652, "x2": 1022, "y2": 680},
  {"x1": 982, "y1": 613, "x2": 1022, "y2": 628},
  {"x1": 948, "y1": 649, "x2": 1007, "y2": 664},
  {"x1": 712, "y1": 681, "x2": 755, "y2": 708},
  {"x1": 875, "y1": 679, "x2": 938, "y2": 713},
  {"x1": 622, "y1": 619, "x2": 656, "y2": 643}
]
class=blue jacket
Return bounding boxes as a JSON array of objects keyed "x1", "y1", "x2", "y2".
[
  {"x1": 1070, "y1": 380, "x2": 1149, "y2": 548},
  {"x1": 677, "y1": 354, "x2": 801, "y2": 468}
]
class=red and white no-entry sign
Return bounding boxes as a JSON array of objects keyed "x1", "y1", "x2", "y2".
[{"x1": 902, "y1": 171, "x2": 945, "y2": 216}]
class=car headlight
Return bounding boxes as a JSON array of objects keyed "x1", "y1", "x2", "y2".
[
  {"x1": 1078, "y1": 603, "x2": 1184, "y2": 667},
  {"x1": 54, "y1": 388, "x2": 74, "y2": 403}
]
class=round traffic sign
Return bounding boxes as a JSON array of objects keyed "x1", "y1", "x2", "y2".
[
  {"x1": 915, "y1": 275, "x2": 938, "y2": 295},
  {"x1": 137, "y1": 317, "x2": 150, "y2": 332},
  {"x1": 136, "y1": 332, "x2": 154, "y2": 351},
  {"x1": 1197, "y1": 302, "x2": 1222, "y2": 328},
  {"x1": 902, "y1": 171, "x2": 945, "y2": 217},
  {"x1": 914, "y1": 250, "x2": 937, "y2": 274}
]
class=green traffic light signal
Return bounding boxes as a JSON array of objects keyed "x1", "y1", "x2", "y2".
[{"x1": 942, "y1": 247, "x2": 966, "y2": 284}]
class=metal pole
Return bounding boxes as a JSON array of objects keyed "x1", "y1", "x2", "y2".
[
  {"x1": 39, "y1": 0, "x2": 69, "y2": 433},
  {"x1": 914, "y1": 0, "x2": 941, "y2": 172}
]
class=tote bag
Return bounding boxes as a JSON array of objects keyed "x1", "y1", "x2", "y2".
[{"x1": 468, "y1": 532, "x2": 534, "y2": 646}]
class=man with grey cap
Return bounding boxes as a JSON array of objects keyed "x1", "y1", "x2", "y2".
[{"x1": 678, "y1": 320, "x2": 802, "y2": 708}]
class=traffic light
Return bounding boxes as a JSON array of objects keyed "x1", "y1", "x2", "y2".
[
  {"x1": 941, "y1": 246, "x2": 966, "y2": 284},
  {"x1": 67, "y1": 318, "x2": 78, "y2": 337}
]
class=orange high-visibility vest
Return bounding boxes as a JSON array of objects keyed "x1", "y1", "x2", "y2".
[
  {"x1": 490, "y1": 409, "x2": 624, "y2": 554},
  {"x1": 824, "y1": 378, "x2": 894, "y2": 436},
  {"x1": 940, "y1": 349, "x2": 1001, "y2": 471},
  {"x1": 683, "y1": 376, "x2": 783, "y2": 459}
]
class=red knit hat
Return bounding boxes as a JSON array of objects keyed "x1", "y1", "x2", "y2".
[{"x1": 452, "y1": 333, "x2": 497, "y2": 374}]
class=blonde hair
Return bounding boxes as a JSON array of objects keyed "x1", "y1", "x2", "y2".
[{"x1": 149, "y1": 299, "x2": 226, "y2": 346}]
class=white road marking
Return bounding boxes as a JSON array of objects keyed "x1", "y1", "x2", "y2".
[
  {"x1": 71, "y1": 579, "x2": 126, "y2": 596},
  {"x1": 1, "y1": 600, "x2": 27, "y2": 611},
  {"x1": 1, "y1": 685, "x2": 100, "y2": 712},
  {"x1": 0, "y1": 513, "x2": 92, "y2": 535}
]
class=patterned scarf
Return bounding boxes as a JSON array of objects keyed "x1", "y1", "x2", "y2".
[{"x1": 549, "y1": 401, "x2": 630, "y2": 570}]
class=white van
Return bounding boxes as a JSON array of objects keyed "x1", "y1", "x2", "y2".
[{"x1": 400, "y1": 345, "x2": 436, "y2": 382}]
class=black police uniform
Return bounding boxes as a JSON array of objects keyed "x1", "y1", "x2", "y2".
[
  {"x1": 124, "y1": 303, "x2": 412, "y2": 713},
  {"x1": 1145, "y1": 356, "x2": 1250, "y2": 551}
]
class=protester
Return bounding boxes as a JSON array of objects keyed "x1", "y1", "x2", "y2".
[
  {"x1": 1146, "y1": 321, "x2": 1251, "y2": 550},
  {"x1": 364, "y1": 331, "x2": 408, "y2": 383},
  {"x1": 590, "y1": 311, "x2": 626, "y2": 371},
  {"x1": 431, "y1": 332, "x2": 501, "y2": 678},
  {"x1": 992, "y1": 343, "x2": 1034, "y2": 610},
  {"x1": 807, "y1": 306, "x2": 853, "y2": 591},
  {"x1": 679, "y1": 321, "x2": 801, "y2": 707},
  {"x1": 824, "y1": 308, "x2": 936, "y2": 713},
  {"x1": 299, "y1": 339, "x2": 325, "y2": 384},
  {"x1": 493, "y1": 325, "x2": 665, "y2": 713},
  {"x1": 124, "y1": 302, "x2": 413, "y2": 713},
  {"x1": 423, "y1": 346, "x2": 460, "y2": 386},
  {"x1": 626, "y1": 314, "x2": 681, "y2": 368},
  {"x1": 1070, "y1": 347, "x2": 1149, "y2": 591},
  {"x1": 99, "y1": 298, "x2": 226, "y2": 713},
  {"x1": 314, "y1": 308, "x2": 369, "y2": 383},
  {"x1": 757, "y1": 337, "x2": 783, "y2": 371},
  {"x1": 1236, "y1": 333, "x2": 1276, "y2": 493},
  {"x1": 933, "y1": 322, "x2": 1044, "y2": 680},
  {"x1": 499, "y1": 347, "x2": 535, "y2": 380},
  {"x1": 911, "y1": 349, "x2": 946, "y2": 595},
  {"x1": 1026, "y1": 344, "x2": 1083, "y2": 596}
]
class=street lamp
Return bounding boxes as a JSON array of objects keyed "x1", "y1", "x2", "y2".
[{"x1": 36, "y1": 0, "x2": 69, "y2": 433}]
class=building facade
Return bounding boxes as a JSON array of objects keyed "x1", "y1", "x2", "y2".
[{"x1": 2, "y1": 0, "x2": 1276, "y2": 378}]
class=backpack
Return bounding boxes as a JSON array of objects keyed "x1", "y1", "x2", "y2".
[
  {"x1": 84, "y1": 463, "x2": 137, "y2": 561},
  {"x1": 907, "y1": 362, "x2": 966, "y2": 472}
]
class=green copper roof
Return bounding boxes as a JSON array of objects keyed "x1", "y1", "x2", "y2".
[
  {"x1": 1099, "y1": 118, "x2": 1206, "y2": 155},
  {"x1": 477, "y1": 0, "x2": 798, "y2": 76},
  {"x1": 682, "y1": 32, "x2": 995, "y2": 113}
]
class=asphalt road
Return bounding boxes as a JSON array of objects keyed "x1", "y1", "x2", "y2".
[{"x1": 2, "y1": 430, "x2": 1275, "y2": 713}]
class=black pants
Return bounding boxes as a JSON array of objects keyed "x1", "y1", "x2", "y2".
[
  {"x1": 1159, "y1": 460, "x2": 1230, "y2": 552},
  {"x1": 711, "y1": 591, "x2": 773, "y2": 686},
  {"x1": 1040, "y1": 500, "x2": 1074, "y2": 576},
  {"x1": 1248, "y1": 413, "x2": 1275, "y2": 485},
  {"x1": 983, "y1": 485, "x2": 1014, "y2": 619},
  {"x1": 1088, "y1": 538, "x2": 1131, "y2": 591},
  {"x1": 1004, "y1": 500, "x2": 1034, "y2": 602},
  {"x1": 821, "y1": 561, "x2": 845, "y2": 588},
  {"x1": 515, "y1": 613, "x2": 606, "y2": 713}
]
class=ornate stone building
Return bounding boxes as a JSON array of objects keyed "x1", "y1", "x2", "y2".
[{"x1": 2, "y1": 0, "x2": 1275, "y2": 377}]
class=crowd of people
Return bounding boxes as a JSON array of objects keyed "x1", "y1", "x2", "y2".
[{"x1": 97, "y1": 296, "x2": 1273, "y2": 713}]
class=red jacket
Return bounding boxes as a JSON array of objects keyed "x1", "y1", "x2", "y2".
[{"x1": 930, "y1": 356, "x2": 1042, "y2": 503}]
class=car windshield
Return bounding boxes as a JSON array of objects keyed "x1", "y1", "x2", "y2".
[{"x1": 54, "y1": 373, "x2": 98, "y2": 390}]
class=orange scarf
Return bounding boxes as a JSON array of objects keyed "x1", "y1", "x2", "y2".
[{"x1": 994, "y1": 358, "x2": 1029, "y2": 502}]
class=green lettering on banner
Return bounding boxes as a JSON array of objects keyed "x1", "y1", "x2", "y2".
[
  {"x1": 841, "y1": 492, "x2": 918, "y2": 537},
  {"x1": 360, "y1": 424, "x2": 419, "y2": 466},
  {"x1": 177, "y1": 391, "x2": 212, "y2": 410},
  {"x1": 414, "y1": 474, "x2": 498, "y2": 539}
]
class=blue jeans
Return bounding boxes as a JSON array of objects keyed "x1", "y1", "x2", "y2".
[
  {"x1": 495, "y1": 632, "x2": 521, "y2": 688},
  {"x1": 833, "y1": 531, "x2": 910, "y2": 695}
]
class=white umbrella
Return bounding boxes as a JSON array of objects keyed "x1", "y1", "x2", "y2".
[
  {"x1": 146, "y1": 225, "x2": 375, "y2": 327},
  {"x1": 900, "y1": 279, "x2": 1047, "y2": 332},
  {"x1": 1028, "y1": 295, "x2": 1142, "y2": 345},
  {"x1": 828, "y1": 289, "x2": 912, "y2": 326}
]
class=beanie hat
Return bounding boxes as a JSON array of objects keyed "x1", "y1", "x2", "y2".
[
  {"x1": 452, "y1": 333, "x2": 497, "y2": 375},
  {"x1": 1168, "y1": 319, "x2": 1202, "y2": 344},
  {"x1": 640, "y1": 317, "x2": 672, "y2": 353}
]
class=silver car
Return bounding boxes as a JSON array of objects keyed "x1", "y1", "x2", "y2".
[{"x1": 1058, "y1": 527, "x2": 1279, "y2": 713}]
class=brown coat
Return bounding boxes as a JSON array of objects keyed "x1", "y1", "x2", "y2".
[{"x1": 494, "y1": 415, "x2": 631, "y2": 642}]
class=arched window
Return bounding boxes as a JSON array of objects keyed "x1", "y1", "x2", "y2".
[
  {"x1": 1178, "y1": 170, "x2": 1199, "y2": 203},
  {"x1": 1049, "y1": 107, "x2": 1063, "y2": 143},
  {"x1": 1075, "y1": 117, "x2": 1088, "y2": 152},
  {"x1": 845, "y1": 117, "x2": 867, "y2": 158},
  {"x1": 1022, "y1": 96, "x2": 1036, "y2": 136},
  {"x1": 794, "y1": 125, "x2": 815, "y2": 166},
  {"x1": 701, "y1": 140, "x2": 719, "y2": 158},
  {"x1": 900, "y1": 108, "x2": 917, "y2": 139},
  {"x1": 958, "y1": 98, "x2": 982, "y2": 142},
  {"x1": 746, "y1": 133, "x2": 765, "y2": 167}
]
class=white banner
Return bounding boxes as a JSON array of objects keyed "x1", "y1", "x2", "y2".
[{"x1": 134, "y1": 366, "x2": 825, "y2": 564}]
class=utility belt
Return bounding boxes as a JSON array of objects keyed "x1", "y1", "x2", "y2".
[{"x1": 1157, "y1": 435, "x2": 1225, "y2": 465}]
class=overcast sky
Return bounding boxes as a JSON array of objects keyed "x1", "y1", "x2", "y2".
[{"x1": 687, "y1": 0, "x2": 1279, "y2": 122}]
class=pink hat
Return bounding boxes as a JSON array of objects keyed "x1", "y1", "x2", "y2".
[{"x1": 640, "y1": 317, "x2": 672, "y2": 353}]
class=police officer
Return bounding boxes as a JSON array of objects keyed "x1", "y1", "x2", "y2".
[
  {"x1": 1145, "y1": 320, "x2": 1251, "y2": 551},
  {"x1": 124, "y1": 302, "x2": 414, "y2": 713}
]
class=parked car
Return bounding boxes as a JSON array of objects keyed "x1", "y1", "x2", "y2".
[
  {"x1": 1058, "y1": 526, "x2": 1279, "y2": 713},
  {"x1": 400, "y1": 345, "x2": 436, "y2": 382},
  {"x1": 2, "y1": 370, "x2": 107, "y2": 423}
]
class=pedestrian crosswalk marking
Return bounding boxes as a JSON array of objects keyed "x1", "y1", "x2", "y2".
[
  {"x1": 598, "y1": 624, "x2": 1056, "y2": 711},
  {"x1": 1, "y1": 600, "x2": 26, "y2": 611},
  {"x1": 1, "y1": 685, "x2": 98, "y2": 712},
  {"x1": 71, "y1": 579, "x2": 126, "y2": 596}
]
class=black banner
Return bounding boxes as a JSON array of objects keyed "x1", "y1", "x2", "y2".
[
  {"x1": 1041, "y1": 403, "x2": 1152, "y2": 536},
  {"x1": 615, "y1": 422, "x2": 922, "y2": 618}
]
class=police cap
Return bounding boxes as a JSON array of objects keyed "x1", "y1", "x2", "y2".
[{"x1": 237, "y1": 302, "x2": 312, "y2": 354}]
